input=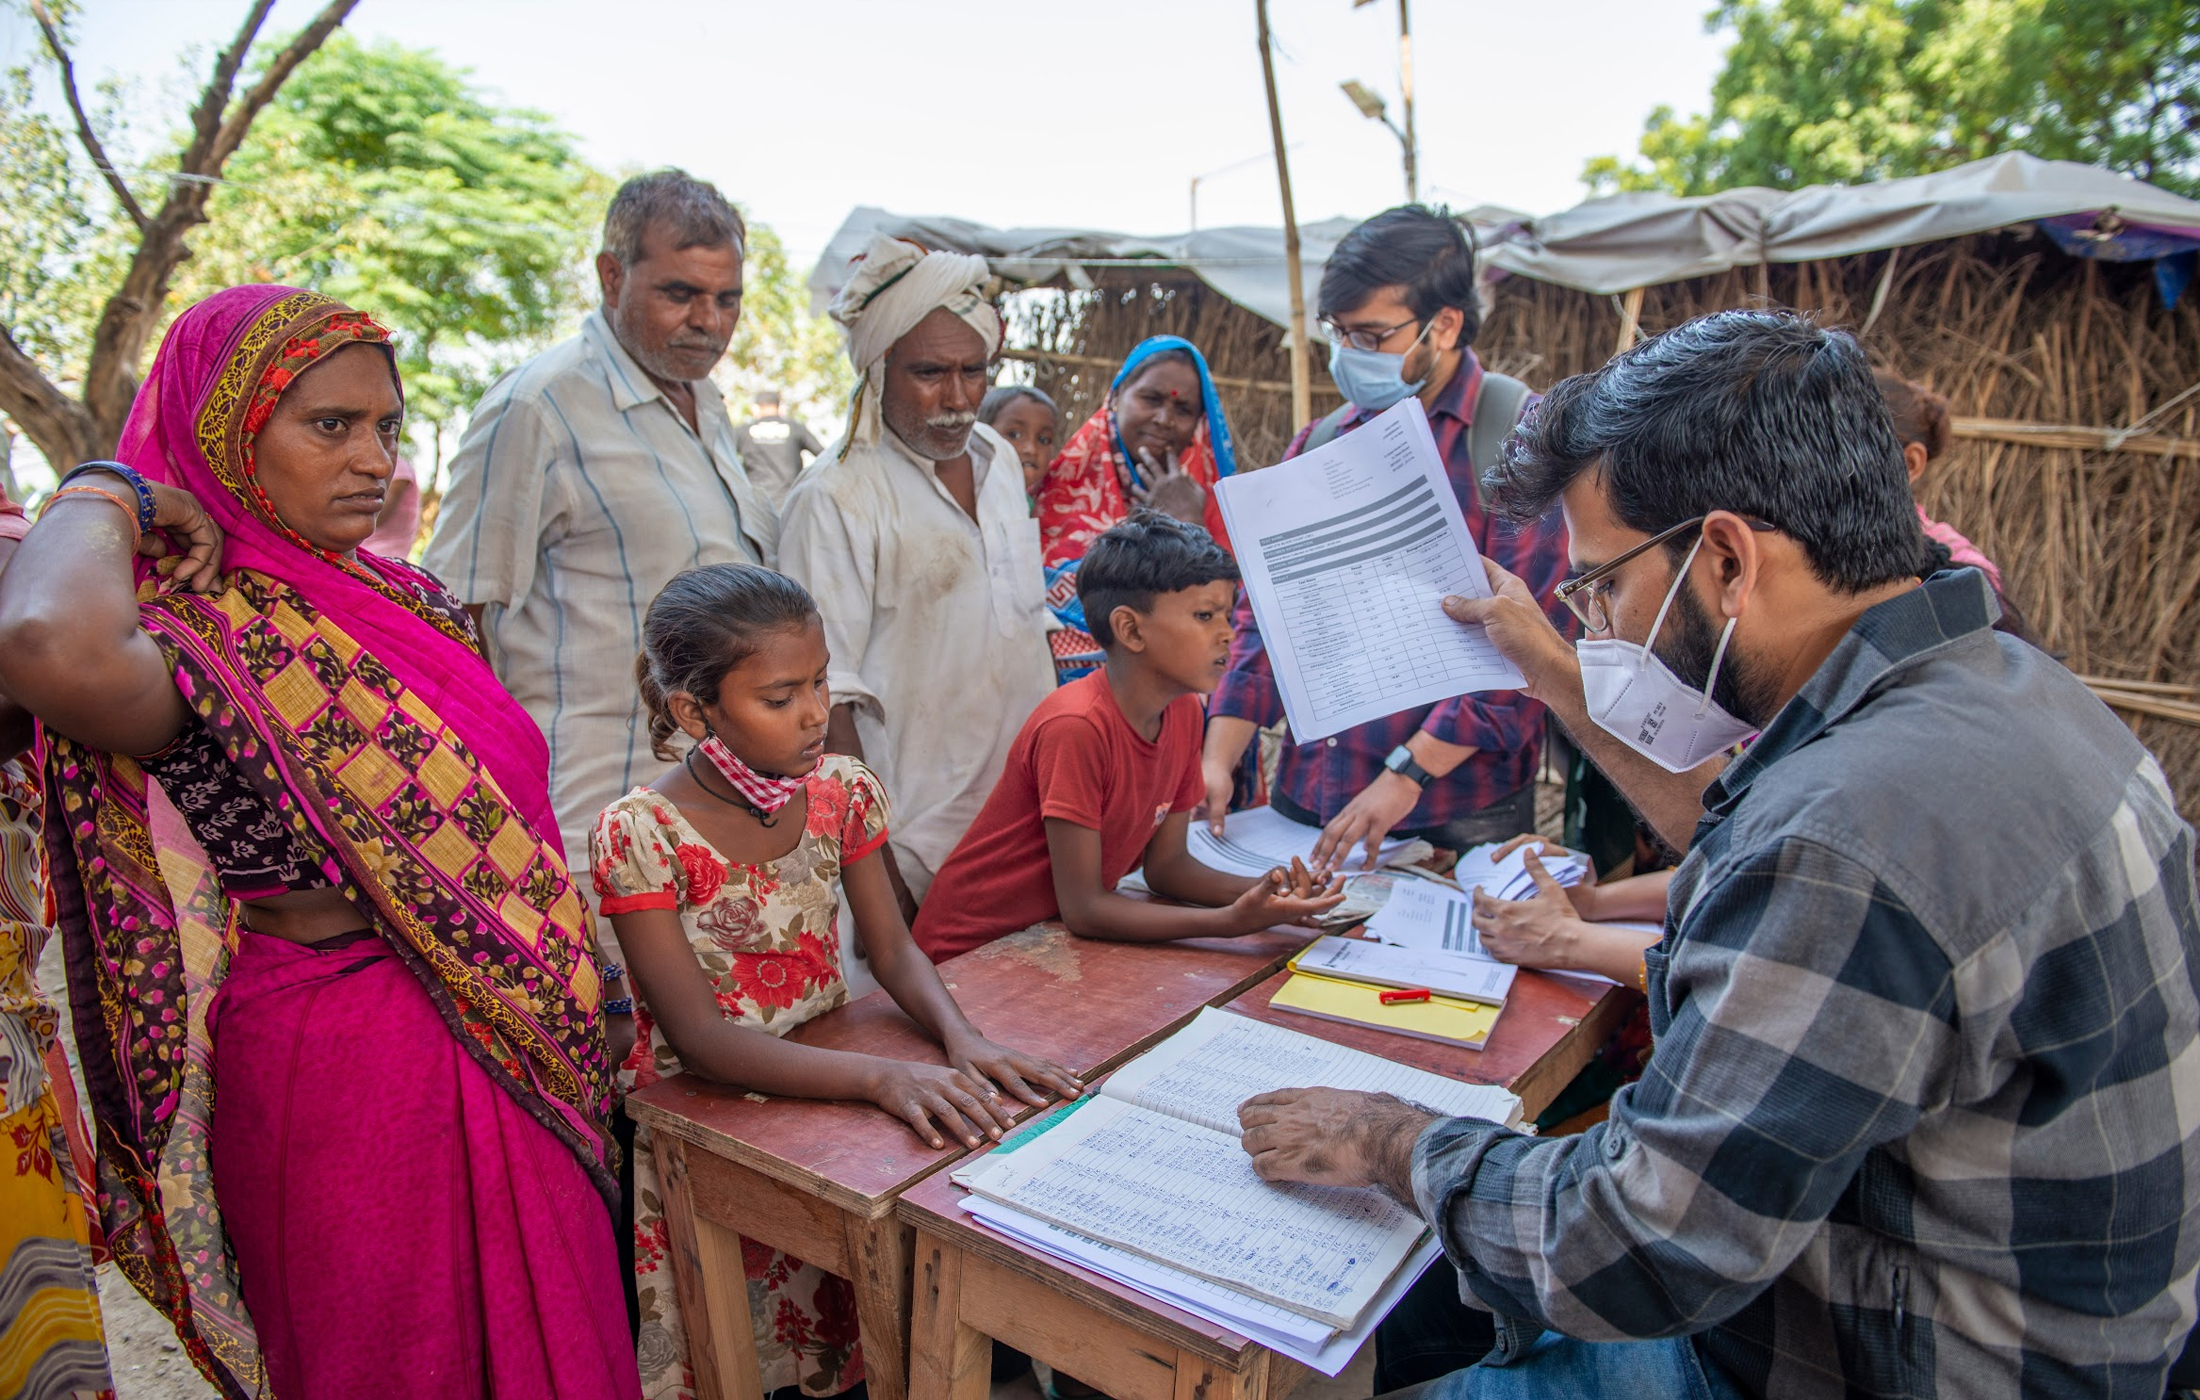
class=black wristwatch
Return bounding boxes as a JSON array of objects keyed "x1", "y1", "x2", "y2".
[{"x1": 1383, "y1": 744, "x2": 1435, "y2": 788}]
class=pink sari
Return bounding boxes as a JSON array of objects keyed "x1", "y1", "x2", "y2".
[{"x1": 44, "y1": 286, "x2": 637, "y2": 1398}]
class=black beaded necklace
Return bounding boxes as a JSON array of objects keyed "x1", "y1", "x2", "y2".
[{"x1": 683, "y1": 748, "x2": 780, "y2": 827}]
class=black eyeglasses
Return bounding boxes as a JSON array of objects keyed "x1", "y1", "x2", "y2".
[
  {"x1": 1555, "y1": 515, "x2": 1776, "y2": 633},
  {"x1": 1318, "y1": 315, "x2": 1421, "y2": 353}
]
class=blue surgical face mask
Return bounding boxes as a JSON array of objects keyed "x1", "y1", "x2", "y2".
[{"x1": 1326, "y1": 318, "x2": 1437, "y2": 412}]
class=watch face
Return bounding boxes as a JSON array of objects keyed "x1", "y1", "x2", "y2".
[{"x1": 1386, "y1": 745, "x2": 1413, "y2": 770}]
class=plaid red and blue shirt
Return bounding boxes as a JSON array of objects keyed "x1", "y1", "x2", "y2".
[{"x1": 1208, "y1": 352, "x2": 1572, "y2": 830}]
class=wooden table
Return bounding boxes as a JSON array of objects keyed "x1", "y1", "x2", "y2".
[
  {"x1": 901, "y1": 968, "x2": 1641, "y2": 1400},
  {"x1": 626, "y1": 922, "x2": 1311, "y2": 1400},
  {"x1": 1226, "y1": 965, "x2": 1636, "y2": 1121}
]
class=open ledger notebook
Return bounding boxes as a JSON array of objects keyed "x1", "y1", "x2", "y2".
[{"x1": 956, "y1": 1008, "x2": 1521, "y2": 1330}]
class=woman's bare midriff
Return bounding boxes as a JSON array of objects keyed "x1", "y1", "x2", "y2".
[{"x1": 239, "y1": 886, "x2": 373, "y2": 945}]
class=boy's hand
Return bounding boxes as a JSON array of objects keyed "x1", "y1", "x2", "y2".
[
  {"x1": 1230, "y1": 856, "x2": 1347, "y2": 930},
  {"x1": 867, "y1": 1061, "x2": 1017, "y2": 1150},
  {"x1": 944, "y1": 1030, "x2": 1085, "y2": 1108}
]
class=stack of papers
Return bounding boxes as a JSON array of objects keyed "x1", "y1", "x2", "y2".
[
  {"x1": 1187, "y1": 804, "x2": 1427, "y2": 879},
  {"x1": 1294, "y1": 934, "x2": 1516, "y2": 1007},
  {"x1": 1449, "y1": 842, "x2": 1590, "y2": 901},
  {"x1": 952, "y1": 1010, "x2": 1516, "y2": 1371}
]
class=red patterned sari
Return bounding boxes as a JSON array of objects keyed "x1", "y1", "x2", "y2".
[{"x1": 43, "y1": 286, "x2": 636, "y2": 1398}]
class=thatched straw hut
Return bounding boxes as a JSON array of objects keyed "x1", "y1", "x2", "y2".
[{"x1": 812, "y1": 157, "x2": 2200, "y2": 821}]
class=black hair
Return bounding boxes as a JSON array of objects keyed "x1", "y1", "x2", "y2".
[
  {"x1": 1317, "y1": 205, "x2": 1481, "y2": 348},
  {"x1": 1482, "y1": 309, "x2": 1925, "y2": 592},
  {"x1": 1117, "y1": 346, "x2": 1199, "y2": 392},
  {"x1": 635, "y1": 565, "x2": 820, "y2": 760},
  {"x1": 1077, "y1": 511, "x2": 1240, "y2": 650},
  {"x1": 980, "y1": 383, "x2": 1056, "y2": 425}
]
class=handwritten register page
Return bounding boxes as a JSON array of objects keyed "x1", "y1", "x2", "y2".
[{"x1": 1214, "y1": 397, "x2": 1524, "y2": 743}]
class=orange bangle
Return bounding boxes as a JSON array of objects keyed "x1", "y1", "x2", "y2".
[
  {"x1": 41, "y1": 485, "x2": 143, "y2": 548},
  {"x1": 1637, "y1": 956, "x2": 1649, "y2": 993}
]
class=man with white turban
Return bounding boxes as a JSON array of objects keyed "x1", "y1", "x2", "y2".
[{"x1": 779, "y1": 234, "x2": 1054, "y2": 919}]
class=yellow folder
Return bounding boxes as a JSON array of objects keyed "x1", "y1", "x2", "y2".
[{"x1": 1268, "y1": 966, "x2": 1502, "y2": 1050}]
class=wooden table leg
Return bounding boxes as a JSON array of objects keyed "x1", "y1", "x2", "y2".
[
  {"x1": 909, "y1": 1231, "x2": 991, "y2": 1400},
  {"x1": 656, "y1": 1132, "x2": 766, "y2": 1400},
  {"x1": 845, "y1": 1210, "x2": 916, "y2": 1400}
]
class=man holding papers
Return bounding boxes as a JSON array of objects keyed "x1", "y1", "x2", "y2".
[
  {"x1": 1201, "y1": 206, "x2": 1569, "y2": 871},
  {"x1": 1239, "y1": 311, "x2": 2200, "y2": 1398}
]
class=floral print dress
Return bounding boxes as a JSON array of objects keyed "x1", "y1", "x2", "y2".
[{"x1": 592, "y1": 755, "x2": 891, "y2": 1400}]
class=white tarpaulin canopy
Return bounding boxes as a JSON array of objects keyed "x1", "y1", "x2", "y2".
[{"x1": 811, "y1": 153, "x2": 2200, "y2": 321}]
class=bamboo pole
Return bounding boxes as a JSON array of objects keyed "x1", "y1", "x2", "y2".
[
  {"x1": 1614, "y1": 287, "x2": 1646, "y2": 354},
  {"x1": 1256, "y1": 0, "x2": 1312, "y2": 433},
  {"x1": 1949, "y1": 417, "x2": 2200, "y2": 459}
]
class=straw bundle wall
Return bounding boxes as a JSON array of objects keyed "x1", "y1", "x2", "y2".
[{"x1": 1017, "y1": 232, "x2": 2200, "y2": 823}]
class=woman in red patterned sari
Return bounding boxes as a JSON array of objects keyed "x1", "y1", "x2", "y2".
[
  {"x1": 0, "y1": 286, "x2": 639, "y2": 1399},
  {"x1": 1033, "y1": 336, "x2": 1238, "y2": 681}
]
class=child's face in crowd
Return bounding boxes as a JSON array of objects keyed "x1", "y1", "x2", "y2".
[
  {"x1": 1116, "y1": 579, "x2": 1238, "y2": 695},
  {"x1": 693, "y1": 618, "x2": 833, "y2": 778},
  {"x1": 990, "y1": 397, "x2": 1058, "y2": 495}
]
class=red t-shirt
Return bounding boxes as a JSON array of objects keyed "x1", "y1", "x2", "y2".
[{"x1": 913, "y1": 670, "x2": 1206, "y2": 961}]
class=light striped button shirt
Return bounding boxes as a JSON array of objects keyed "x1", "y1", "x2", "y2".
[{"x1": 424, "y1": 311, "x2": 775, "y2": 925}]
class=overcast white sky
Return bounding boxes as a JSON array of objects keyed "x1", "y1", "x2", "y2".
[{"x1": 5, "y1": 0, "x2": 1732, "y2": 266}]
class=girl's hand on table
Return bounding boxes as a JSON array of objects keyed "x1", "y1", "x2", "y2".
[
  {"x1": 945, "y1": 1031, "x2": 1085, "y2": 1108},
  {"x1": 868, "y1": 1061, "x2": 1015, "y2": 1150}
]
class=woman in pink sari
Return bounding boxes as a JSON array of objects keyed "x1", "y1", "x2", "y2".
[{"x1": 0, "y1": 286, "x2": 640, "y2": 1399}]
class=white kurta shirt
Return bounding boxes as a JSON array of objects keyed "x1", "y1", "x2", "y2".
[
  {"x1": 777, "y1": 423, "x2": 1054, "y2": 896},
  {"x1": 423, "y1": 311, "x2": 775, "y2": 898}
]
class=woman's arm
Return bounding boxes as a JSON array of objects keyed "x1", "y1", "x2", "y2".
[
  {"x1": 612, "y1": 901, "x2": 1010, "y2": 1150},
  {"x1": 843, "y1": 851, "x2": 1083, "y2": 1108},
  {"x1": 0, "y1": 475, "x2": 224, "y2": 756},
  {"x1": 1050, "y1": 816, "x2": 1343, "y2": 943}
]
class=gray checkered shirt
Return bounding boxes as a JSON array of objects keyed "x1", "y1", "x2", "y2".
[{"x1": 1411, "y1": 570, "x2": 2200, "y2": 1398}]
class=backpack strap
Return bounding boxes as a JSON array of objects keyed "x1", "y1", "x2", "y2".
[
  {"x1": 1468, "y1": 371, "x2": 1532, "y2": 475},
  {"x1": 1298, "y1": 402, "x2": 1360, "y2": 455}
]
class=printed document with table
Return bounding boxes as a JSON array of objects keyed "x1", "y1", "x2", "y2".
[
  {"x1": 1214, "y1": 397, "x2": 1523, "y2": 743},
  {"x1": 953, "y1": 1010, "x2": 1519, "y2": 1350}
]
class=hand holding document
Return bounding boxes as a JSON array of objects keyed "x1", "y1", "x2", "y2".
[{"x1": 1213, "y1": 397, "x2": 1524, "y2": 744}]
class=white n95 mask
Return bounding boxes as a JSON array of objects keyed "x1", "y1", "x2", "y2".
[{"x1": 1577, "y1": 535, "x2": 1756, "y2": 773}]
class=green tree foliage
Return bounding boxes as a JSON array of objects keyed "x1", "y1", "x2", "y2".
[
  {"x1": 722, "y1": 219, "x2": 855, "y2": 425},
  {"x1": 175, "y1": 34, "x2": 610, "y2": 450},
  {"x1": 1585, "y1": 0, "x2": 2200, "y2": 197}
]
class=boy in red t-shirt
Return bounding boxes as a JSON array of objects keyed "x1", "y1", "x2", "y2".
[{"x1": 914, "y1": 513, "x2": 1344, "y2": 961}]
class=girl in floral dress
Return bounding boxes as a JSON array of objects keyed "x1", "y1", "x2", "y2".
[{"x1": 593, "y1": 564, "x2": 1083, "y2": 1400}]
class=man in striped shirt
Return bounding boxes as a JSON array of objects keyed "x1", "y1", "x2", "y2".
[{"x1": 425, "y1": 168, "x2": 775, "y2": 980}]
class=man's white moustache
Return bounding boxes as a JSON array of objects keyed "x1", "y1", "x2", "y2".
[{"x1": 925, "y1": 412, "x2": 977, "y2": 429}]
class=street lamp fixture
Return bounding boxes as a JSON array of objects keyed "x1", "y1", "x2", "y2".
[{"x1": 1342, "y1": 0, "x2": 1418, "y2": 203}]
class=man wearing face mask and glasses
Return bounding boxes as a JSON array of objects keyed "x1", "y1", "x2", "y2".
[
  {"x1": 1202, "y1": 206, "x2": 1569, "y2": 871},
  {"x1": 1235, "y1": 310, "x2": 2200, "y2": 1398}
]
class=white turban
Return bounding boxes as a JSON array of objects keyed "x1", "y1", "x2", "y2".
[{"x1": 829, "y1": 232, "x2": 1001, "y2": 450}]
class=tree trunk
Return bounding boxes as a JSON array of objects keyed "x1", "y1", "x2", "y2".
[{"x1": 0, "y1": 0, "x2": 357, "y2": 471}]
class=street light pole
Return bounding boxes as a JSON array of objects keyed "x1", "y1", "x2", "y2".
[
  {"x1": 1347, "y1": 0, "x2": 1418, "y2": 202},
  {"x1": 1398, "y1": 0, "x2": 1417, "y2": 202}
]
